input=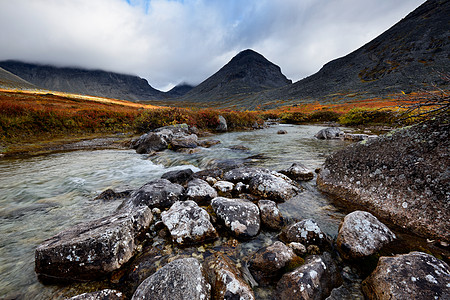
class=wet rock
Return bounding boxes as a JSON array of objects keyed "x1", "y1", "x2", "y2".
[
  {"x1": 248, "y1": 241, "x2": 297, "y2": 285},
  {"x1": 170, "y1": 134, "x2": 199, "y2": 150},
  {"x1": 198, "y1": 139, "x2": 221, "y2": 148},
  {"x1": 362, "y1": 251, "x2": 450, "y2": 300},
  {"x1": 211, "y1": 197, "x2": 260, "y2": 239},
  {"x1": 204, "y1": 253, "x2": 255, "y2": 300},
  {"x1": 216, "y1": 115, "x2": 228, "y2": 132},
  {"x1": 280, "y1": 219, "x2": 328, "y2": 247},
  {"x1": 132, "y1": 258, "x2": 210, "y2": 300},
  {"x1": 258, "y1": 200, "x2": 284, "y2": 230},
  {"x1": 185, "y1": 179, "x2": 218, "y2": 205},
  {"x1": 94, "y1": 189, "x2": 132, "y2": 201},
  {"x1": 314, "y1": 127, "x2": 342, "y2": 139},
  {"x1": 213, "y1": 180, "x2": 235, "y2": 197},
  {"x1": 35, "y1": 206, "x2": 152, "y2": 281},
  {"x1": 337, "y1": 211, "x2": 396, "y2": 259},
  {"x1": 276, "y1": 253, "x2": 342, "y2": 300},
  {"x1": 213, "y1": 159, "x2": 245, "y2": 171},
  {"x1": 288, "y1": 242, "x2": 307, "y2": 256},
  {"x1": 343, "y1": 133, "x2": 369, "y2": 141},
  {"x1": 161, "y1": 168, "x2": 194, "y2": 186},
  {"x1": 277, "y1": 129, "x2": 288, "y2": 134},
  {"x1": 161, "y1": 201, "x2": 218, "y2": 245},
  {"x1": 193, "y1": 169, "x2": 224, "y2": 181},
  {"x1": 68, "y1": 289, "x2": 124, "y2": 300},
  {"x1": 280, "y1": 162, "x2": 314, "y2": 181},
  {"x1": 134, "y1": 130, "x2": 173, "y2": 154},
  {"x1": 128, "y1": 179, "x2": 184, "y2": 209},
  {"x1": 230, "y1": 145, "x2": 250, "y2": 151}
]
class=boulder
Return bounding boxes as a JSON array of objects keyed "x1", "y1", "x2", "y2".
[
  {"x1": 204, "y1": 253, "x2": 255, "y2": 300},
  {"x1": 185, "y1": 179, "x2": 218, "y2": 205},
  {"x1": 258, "y1": 200, "x2": 284, "y2": 230},
  {"x1": 337, "y1": 211, "x2": 396, "y2": 259},
  {"x1": 68, "y1": 289, "x2": 124, "y2": 300},
  {"x1": 362, "y1": 252, "x2": 450, "y2": 300},
  {"x1": 35, "y1": 206, "x2": 152, "y2": 281},
  {"x1": 170, "y1": 134, "x2": 199, "y2": 150},
  {"x1": 134, "y1": 130, "x2": 173, "y2": 154},
  {"x1": 198, "y1": 139, "x2": 221, "y2": 148},
  {"x1": 288, "y1": 242, "x2": 307, "y2": 256},
  {"x1": 128, "y1": 179, "x2": 184, "y2": 209},
  {"x1": 213, "y1": 180, "x2": 235, "y2": 197},
  {"x1": 248, "y1": 241, "x2": 297, "y2": 284},
  {"x1": 132, "y1": 258, "x2": 210, "y2": 300},
  {"x1": 280, "y1": 219, "x2": 328, "y2": 247},
  {"x1": 277, "y1": 129, "x2": 288, "y2": 134},
  {"x1": 280, "y1": 163, "x2": 314, "y2": 181},
  {"x1": 193, "y1": 169, "x2": 224, "y2": 181},
  {"x1": 161, "y1": 168, "x2": 194, "y2": 186},
  {"x1": 276, "y1": 253, "x2": 342, "y2": 300},
  {"x1": 211, "y1": 197, "x2": 260, "y2": 239},
  {"x1": 314, "y1": 127, "x2": 342, "y2": 140},
  {"x1": 161, "y1": 200, "x2": 218, "y2": 245},
  {"x1": 216, "y1": 115, "x2": 228, "y2": 132},
  {"x1": 94, "y1": 188, "x2": 132, "y2": 201}
]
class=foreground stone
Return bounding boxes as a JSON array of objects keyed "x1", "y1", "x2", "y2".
[
  {"x1": 280, "y1": 219, "x2": 328, "y2": 246},
  {"x1": 248, "y1": 241, "x2": 297, "y2": 285},
  {"x1": 161, "y1": 200, "x2": 218, "y2": 245},
  {"x1": 161, "y1": 168, "x2": 194, "y2": 186},
  {"x1": 337, "y1": 211, "x2": 396, "y2": 259},
  {"x1": 211, "y1": 197, "x2": 260, "y2": 239},
  {"x1": 128, "y1": 179, "x2": 184, "y2": 209},
  {"x1": 362, "y1": 252, "x2": 450, "y2": 300},
  {"x1": 185, "y1": 179, "x2": 218, "y2": 205},
  {"x1": 35, "y1": 206, "x2": 152, "y2": 281},
  {"x1": 276, "y1": 253, "x2": 342, "y2": 300},
  {"x1": 280, "y1": 162, "x2": 314, "y2": 181},
  {"x1": 204, "y1": 253, "x2": 255, "y2": 300},
  {"x1": 314, "y1": 127, "x2": 342, "y2": 139},
  {"x1": 132, "y1": 258, "x2": 210, "y2": 300},
  {"x1": 68, "y1": 289, "x2": 124, "y2": 300},
  {"x1": 258, "y1": 200, "x2": 284, "y2": 230},
  {"x1": 133, "y1": 130, "x2": 172, "y2": 154}
]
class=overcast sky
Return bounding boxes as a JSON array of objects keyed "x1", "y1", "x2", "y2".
[{"x1": 0, "y1": 0, "x2": 425, "y2": 91}]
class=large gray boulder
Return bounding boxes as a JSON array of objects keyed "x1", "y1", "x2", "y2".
[
  {"x1": 132, "y1": 258, "x2": 211, "y2": 300},
  {"x1": 133, "y1": 129, "x2": 173, "y2": 154},
  {"x1": 128, "y1": 179, "x2": 184, "y2": 209},
  {"x1": 35, "y1": 206, "x2": 152, "y2": 281},
  {"x1": 68, "y1": 289, "x2": 125, "y2": 300},
  {"x1": 363, "y1": 252, "x2": 450, "y2": 300},
  {"x1": 280, "y1": 162, "x2": 314, "y2": 181},
  {"x1": 185, "y1": 179, "x2": 218, "y2": 205},
  {"x1": 161, "y1": 200, "x2": 218, "y2": 245},
  {"x1": 276, "y1": 253, "x2": 342, "y2": 300},
  {"x1": 161, "y1": 168, "x2": 194, "y2": 186},
  {"x1": 216, "y1": 115, "x2": 228, "y2": 132},
  {"x1": 337, "y1": 211, "x2": 396, "y2": 259},
  {"x1": 280, "y1": 219, "x2": 328, "y2": 247},
  {"x1": 314, "y1": 127, "x2": 342, "y2": 139},
  {"x1": 170, "y1": 133, "x2": 199, "y2": 150},
  {"x1": 211, "y1": 197, "x2": 260, "y2": 239}
]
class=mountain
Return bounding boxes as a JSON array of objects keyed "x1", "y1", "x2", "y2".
[
  {"x1": 180, "y1": 49, "x2": 292, "y2": 102},
  {"x1": 166, "y1": 83, "x2": 194, "y2": 98},
  {"x1": 0, "y1": 61, "x2": 165, "y2": 101},
  {"x1": 255, "y1": 0, "x2": 450, "y2": 105},
  {"x1": 0, "y1": 67, "x2": 37, "y2": 90}
]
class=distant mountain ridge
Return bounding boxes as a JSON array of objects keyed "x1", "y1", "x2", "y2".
[{"x1": 0, "y1": 67, "x2": 37, "y2": 90}]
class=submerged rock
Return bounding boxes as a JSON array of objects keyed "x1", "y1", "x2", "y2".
[
  {"x1": 362, "y1": 251, "x2": 450, "y2": 300},
  {"x1": 128, "y1": 179, "x2": 184, "y2": 209},
  {"x1": 35, "y1": 206, "x2": 152, "y2": 281},
  {"x1": 161, "y1": 168, "x2": 194, "y2": 186},
  {"x1": 280, "y1": 162, "x2": 314, "y2": 181},
  {"x1": 132, "y1": 258, "x2": 210, "y2": 300},
  {"x1": 68, "y1": 289, "x2": 124, "y2": 300},
  {"x1": 211, "y1": 197, "x2": 260, "y2": 239},
  {"x1": 280, "y1": 219, "x2": 328, "y2": 247},
  {"x1": 161, "y1": 200, "x2": 218, "y2": 245},
  {"x1": 314, "y1": 127, "x2": 342, "y2": 139},
  {"x1": 258, "y1": 200, "x2": 284, "y2": 230},
  {"x1": 337, "y1": 211, "x2": 396, "y2": 259}
]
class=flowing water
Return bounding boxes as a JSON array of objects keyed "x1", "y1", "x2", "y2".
[{"x1": 0, "y1": 124, "x2": 351, "y2": 299}]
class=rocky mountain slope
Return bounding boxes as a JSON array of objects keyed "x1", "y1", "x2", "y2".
[
  {"x1": 180, "y1": 49, "x2": 292, "y2": 102},
  {"x1": 0, "y1": 67, "x2": 37, "y2": 90}
]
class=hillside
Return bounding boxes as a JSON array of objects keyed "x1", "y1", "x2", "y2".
[{"x1": 0, "y1": 67, "x2": 37, "y2": 90}]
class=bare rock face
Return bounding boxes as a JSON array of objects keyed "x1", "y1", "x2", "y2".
[
  {"x1": 276, "y1": 253, "x2": 342, "y2": 300},
  {"x1": 161, "y1": 200, "x2": 218, "y2": 245},
  {"x1": 248, "y1": 241, "x2": 297, "y2": 285},
  {"x1": 337, "y1": 211, "x2": 396, "y2": 259},
  {"x1": 314, "y1": 127, "x2": 342, "y2": 140},
  {"x1": 35, "y1": 206, "x2": 152, "y2": 281},
  {"x1": 161, "y1": 168, "x2": 194, "y2": 186},
  {"x1": 68, "y1": 289, "x2": 125, "y2": 300},
  {"x1": 258, "y1": 200, "x2": 284, "y2": 230},
  {"x1": 280, "y1": 219, "x2": 328, "y2": 247},
  {"x1": 362, "y1": 252, "x2": 450, "y2": 300},
  {"x1": 128, "y1": 179, "x2": 184, "y2": 209},
  {"x1": 185, "y1": 179, "x2": 218, "y2": 205},
  {"x1": 211, "y1": 197, "x2": 260, "y2": 239},
  {"x1": 204, "y1": 253, "x2": 255, "y2": 300},
  {"x1": 280, "y1": 162, "x2": 314, "y2": 181},
  {"x1": 132, "y1": 258, "x2": 211, "y2": 300}
]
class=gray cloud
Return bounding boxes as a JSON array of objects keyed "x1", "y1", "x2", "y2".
[{"x1": 0, "y1": 0, "x2": 425, "y2": 91}]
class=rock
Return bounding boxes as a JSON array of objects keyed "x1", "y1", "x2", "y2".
[
  {"x1": 212, "y1": 159, "x2": 245, "y2": 171},
  {"x1": 248, "y1": 241, "x2": 297, "y2": 284},
  {"x1": 230, "y1": 145, "x2": 250, "y2": 151},
  {"x1": 234, "y1": 182, "x2": 248, "y2": 194},
  {"x1": 198, "y1": 139, "x2": 221, "y2": 148},
  {"x1": 170, "y1": 134, "x2": 199, "y2": 150},
  {"x1": 68, "y1": 289, "x2": 124, "y2": 300},
  {"x1": 288, "y1": 242, "x2": 307, "y2": 256},
  {"x1": 337, "y1": 211, "x2": 396, "y2": 259},
  {"x1": 94, "y1": 189, "x2": 132, "y2": 201},
  {"x1": 185, "y1": 179, "x2": 218, "y2": 205},
  {"x1": 161, "y1": 200, "x2": 218, "y2": 245},
  {"x1": 161, "y1": 168, "x2": 194, "y2": 186},
  {"x1": 211, "y1": 197, "x2": 260, "y2": 239},
  {"x1": 258, "y1": 200, "x2": 284, "y2": 230},
  {"x1": 280, "y1": 162, "x2": 314, "y2": 181},
  {"x1": 193, "y1": 169, "x2": 224, "y2": 181},
  {"x1": 277, "y1": 129, "x2": 288, "y2": 134},
  {"x1": 132, "y1": 258, "x2": 210, "y2": 300},
  {"x1": 134, "y1": 130, "x2": 173, "y2": 154},
  {"x1": 314, "y1": 127, "x2": 342, "y2": 140},
  {"x1": 317, "y1": 118, "x2": 450, "y2": 242},
  {"x1": 213, "y1": 180, "x2": 235, "y2": 197},
  {"x1": 216, "y1": 115, "x2": 228, "y2": 132},
  {"x1": 204, "y1": 253, "x2": 255, "y2": 300},
  {"x1": 276, "y1": 253, "x2": 342, "y2": 300},
  {"x1": 154, "y1": 124, "x2": 190, "y2": 135},
  {"x1": 280, "y1": 219, "x2": 328, "y2": 247},
  {"x1": 35, "y1": 206, "x2": 152, "y2": 281},
  {"x1": 128, "y1": 179, "x2": 184, "y2": 209},
  {"x1": 343, "y1": 133, "x2": 369, "y2": 141},
  {"x1": 362, "y1": 251, "x2": 450, "y2": 300}
]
